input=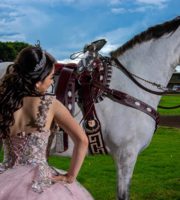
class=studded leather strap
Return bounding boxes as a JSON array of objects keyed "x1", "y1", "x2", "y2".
[{"x1": 93, "y1": 81, "x2": 160, "y2": 128}]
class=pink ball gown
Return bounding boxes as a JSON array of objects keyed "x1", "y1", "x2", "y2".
[{"x1": 0, "y1": 95, "x2": 94, "y2": 200}]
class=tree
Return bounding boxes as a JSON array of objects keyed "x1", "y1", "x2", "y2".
[{"x1": 0, "y1": 41, "x2": 29, "y2": 62}]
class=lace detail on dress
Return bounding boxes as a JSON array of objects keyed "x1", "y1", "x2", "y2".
[
  {"x1": 0, "y1": 95, "x2": 58, "y2": 193},
  {"x1": 34, "y1": 95, "x2": 54, "y2": 131}
]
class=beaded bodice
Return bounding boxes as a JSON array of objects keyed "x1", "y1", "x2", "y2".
[
  {"x1": 2, "y1": 130, "x2": 51, "y2": 168},
  {"x1": 0, "y1": 95, "x2": 58, "y2": 193}
]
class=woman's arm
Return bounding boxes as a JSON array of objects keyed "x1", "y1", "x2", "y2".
[{"x1": 51, "y1": 99, "x2": 89, "y2": 183}]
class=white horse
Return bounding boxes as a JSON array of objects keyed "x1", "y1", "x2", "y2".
[
  {"x1": 0, "y1": 16, "x2": 180, "y2": 200},
  {"x1": 100, "y1": 17, "x2": 180, "y2": 200}
]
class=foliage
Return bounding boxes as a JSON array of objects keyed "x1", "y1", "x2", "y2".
[{"x1": 0, "y1": 41, "x2": 29, "y2": 62}]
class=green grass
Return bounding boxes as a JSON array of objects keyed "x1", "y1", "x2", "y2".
[
  {"x1": 0, "y1": 127, "x2": 179, "y2": 200},
  {"x1": 158, "y1": 95, "x2": 180, "y2": 115},
  {"x1": 130, "y1": 127, "x2": 180, "y2": 200},
  {"x1": 48, "y1": 127, "x2": 180, "y2": 200},
  {"x1": 49, "y1": 154, "x2": 116, "y2": 199}
]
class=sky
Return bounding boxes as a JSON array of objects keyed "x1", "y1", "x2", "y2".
[{"x1": 0, "y1": 0, "x2": 180, "y2": 68}]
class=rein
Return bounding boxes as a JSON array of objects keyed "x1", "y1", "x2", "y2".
[
  {"x1": 112, "y1": 57, "x2": 180, "y2": 110},
  {"x1": 112, "y1": 57, "x2": 180, "y2": 96}
]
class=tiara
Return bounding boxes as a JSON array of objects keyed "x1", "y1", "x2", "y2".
[{"x1": 34, "y1": 50, "x2": 46, "y2": 71}]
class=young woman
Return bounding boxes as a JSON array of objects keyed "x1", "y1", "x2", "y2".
[{"x1": 0, "y1": 46, "x2": 93, "y2": 199}]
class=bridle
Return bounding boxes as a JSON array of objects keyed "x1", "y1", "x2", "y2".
[
  {"x1": 112, "y1": 57, "x2": 180, "y2": 96},
  {"x1": 111, "y1": 57, "x2": 180, "y2": 109}
]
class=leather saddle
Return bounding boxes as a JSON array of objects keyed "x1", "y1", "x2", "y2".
[
  {"x1": 48, "y1": 39, "x2": 159, "y2": 156},
  {"x1": 53, "y1": 53, "x2": 111, "y2": 154}
]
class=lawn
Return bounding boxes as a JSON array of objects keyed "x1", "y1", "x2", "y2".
[
  {"x1": 158, "y1": 95, "x2": 180, "y2": 115},
  {"x1": 48, "y1": 126, "x2": 180, "y2": 200}
]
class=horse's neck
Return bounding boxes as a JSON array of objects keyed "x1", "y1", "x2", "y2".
[{"x1": 112, "y1": 29, "x2": 180, "y2": 109}]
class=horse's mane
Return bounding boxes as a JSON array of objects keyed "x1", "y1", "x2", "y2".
[{"x1": 110, "y1": 16, "x2": 180, "y2": 58}]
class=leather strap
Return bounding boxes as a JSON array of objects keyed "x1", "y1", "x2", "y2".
[
  {"x1": 79, "y1": 83, "x2": 108, "y2": 154},
  {"x1": 112, "y1": 58, "x2": 180, "y2": 95},
  {"x1": 55, "y1": 66, "x2": 75, "y2": 153},
  {"x1": 56, "y1": 67, "x2": 74, "y2": 103},
  {"x1": 93, "y1": 81, "x2": 159, "y2": 126}
]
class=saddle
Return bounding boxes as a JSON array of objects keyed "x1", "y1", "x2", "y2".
[
  {"x1": 51, "y1": 39, "x2": 160, "y2": 155},
  {"x1": 54, "y1": 57, "x2": 111, "y2": 154}
]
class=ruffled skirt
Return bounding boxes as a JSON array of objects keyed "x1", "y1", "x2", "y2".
[{"x1": 0, "y1": 165, "x2": 94, "y2": 200}]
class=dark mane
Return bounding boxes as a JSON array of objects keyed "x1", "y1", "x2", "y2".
[{"x1": 110, "y1": 16, "x2": 180, "y2": 58}]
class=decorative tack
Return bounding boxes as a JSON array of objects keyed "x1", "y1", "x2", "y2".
[
  {"x1": 68, "y1": 104, "x2": 72, "y2": 110},
  {"x1": 147, "y1": 107, "x2": 152, "y2": 112},
  {"x1": 100, "y1": 75, "x2": 104, "y2": 81},
  {"x1": 68, "y1": 91, "x2": 72, "y2": 97},
  {"x1": 100, "y1": 66, "x2": 104, "y2": 70},
  {"x1": 135, "y1": 101, "x2": 141, "y2": 106}
]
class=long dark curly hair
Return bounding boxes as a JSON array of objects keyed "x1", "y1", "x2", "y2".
[{"x1": 0, "y1": 46, "x2": 56, "y2": 138}]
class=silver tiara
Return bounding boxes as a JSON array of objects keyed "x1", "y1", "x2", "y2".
[{"x1": 34, "y1": 50, "x2": 46, "y2": 71}]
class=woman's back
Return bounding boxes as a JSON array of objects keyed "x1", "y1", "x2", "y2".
[{"x1": 10, "y1": 95, "x2": 55, "y2": 136}]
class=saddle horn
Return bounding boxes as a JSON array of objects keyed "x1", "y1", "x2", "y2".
[{"x1": 83, "y1": 39, "x2": 107, "y2": 53}]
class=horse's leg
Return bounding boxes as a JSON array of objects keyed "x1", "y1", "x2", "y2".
[{"x1": 113, "y1": 146, "x2": 138, "y2": 200}]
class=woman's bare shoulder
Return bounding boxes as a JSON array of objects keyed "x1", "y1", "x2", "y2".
[
  {"x1": 51, "y1": 98, "x2": 65, "y2": 112},
  {"x1": 51, "y1": 98, "x2": 72, "y2": 120},
  {"x1": 52, "y1": 97, "x2": 63, "y2": 107}
]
